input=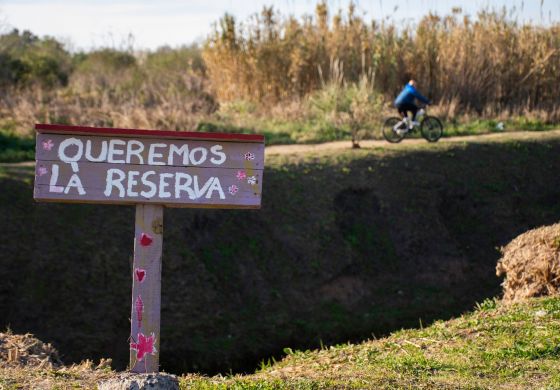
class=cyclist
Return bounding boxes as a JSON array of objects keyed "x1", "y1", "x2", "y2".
[{"x1": 394, "y1": 80, "x2": 431, "y2": 132}]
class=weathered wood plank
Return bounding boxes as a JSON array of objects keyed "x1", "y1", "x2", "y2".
[
  {"x1": 34, "y1": 161, "x2": 263, "y2": 208},
  {"x1": 130, "y1": 204, "x2": 163, "y2": 373},
  {"x1": 36, "y1": 133, "x2": 264, "y2": 170}
]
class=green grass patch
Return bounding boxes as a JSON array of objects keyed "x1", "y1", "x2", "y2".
[
  {"x1": 175, "y1": 297, "x2": 560, "y2": 388},
  {"x1": 0, "y1": 114, "x2": 557, "y2": 161},
  {"x1": 0, "y1": 130, "x2": 35, "y2": 162},
  {"x1": 444, "y1": 117, "x2": 556, "y2": 137}
]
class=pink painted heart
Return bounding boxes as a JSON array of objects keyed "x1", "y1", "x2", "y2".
[
  {"x1": 135, "y1": 268, "x2": 146, "y2": 283},
  {"x1": 139, "y1": 233, "x2": 153, "y2": 247}
]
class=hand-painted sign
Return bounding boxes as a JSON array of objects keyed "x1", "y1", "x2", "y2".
[
  {"x1": 34, "y1": 124, "x2": 264, "y2": 208},
  {"x1": 33, "y1": 123, "x2": 265, "y2": 374}
]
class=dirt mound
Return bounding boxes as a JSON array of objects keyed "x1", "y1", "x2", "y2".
[
  {"x1": 0, "y1": 331, "x2": 62, "y2": 368},
  {"x1": 496, "y1": 223, "x2": 560, "y2": 302}
]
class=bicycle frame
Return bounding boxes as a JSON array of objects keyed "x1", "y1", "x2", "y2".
[{"x1": 394, "y1": 106, "x2": 428, "y2": 132}]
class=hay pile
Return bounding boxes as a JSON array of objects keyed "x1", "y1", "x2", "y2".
[
  {"x1": 496, "y1": 223, "x2": 560, "y2": 302},
  {"x1": 0, "y1": 331, "x2": 62, "y2": 368}
]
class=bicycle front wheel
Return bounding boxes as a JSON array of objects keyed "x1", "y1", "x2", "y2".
[
  {"x1": 382, "y1": 117, "x2": 406, "y2": 143},
  {"x1": 420, "y1": 116, "x2": 443, "y2": 142}
]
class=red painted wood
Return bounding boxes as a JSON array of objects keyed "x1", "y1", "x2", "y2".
[{"x1": 35, "y1": 123, "x2": 265, "y2": 143}]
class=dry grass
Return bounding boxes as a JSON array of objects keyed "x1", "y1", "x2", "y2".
[
  {"x1": 0, "y1": 330, "x2": 62, "y2": 369},
  {"x1": 0, "y1": 47, "x2": 217, "y2": 138},
  {"x1": 497, "y1": 223, "x2": 560, "y2": 302},
  {"x1": 0, "y1": 330, "x2": 113, "y2": 389},
  {"x1": 203, "y1": 3, "x2": 560, "y2": 121}
]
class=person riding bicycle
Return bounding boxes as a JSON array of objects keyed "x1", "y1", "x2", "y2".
[{"x1": 394, "y1": 80, "x2": 431, "y2": 131}]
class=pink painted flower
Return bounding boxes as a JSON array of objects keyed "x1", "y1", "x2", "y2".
[
  {"x1": 130, "y1": 332, "x2": 157, "y2": 361},
  {"x1": 236, "y1": 170, "x2": 247, "y2": 181},
  {"x1": 135, "y1": 295, "x2": 144, "y2": 328},
  {"x1": 244, "y1": 152, "x2": 255, "y2": 161},
  {"x1": 42, "y1": 139, "x2": 54, "y2": 151},
  {"x1": 247, "y1": 176, "x2": 257, "y2": 185},
  {"x1": 228, "y1": 185, "x2": 239, "y2": 195},
  {"x1": 38, "y1": 166, "x2": 48, "y2": 176}
]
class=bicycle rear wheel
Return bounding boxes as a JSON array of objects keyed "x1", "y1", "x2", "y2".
[
  {"x1": 382, "y1": 117, "x2": 406, "y2": 143},
  {"x1": 420, "y1": 116, "x2": 443, "y2": 142}
]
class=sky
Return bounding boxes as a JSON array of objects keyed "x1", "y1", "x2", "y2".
[{"x1": 0, "y1": 0, "x2": 558, "y2": 51}]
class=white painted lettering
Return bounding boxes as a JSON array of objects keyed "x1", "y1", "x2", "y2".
[
  {"x1": 104, "y1": 169, "x2": 126, "y2": 197},
  {"x1": 159, "y1": 173, "x2": 173, "y2": 198},
  {"x1": 64, "y1": 174, "x2": 86, "y2": 195},
  {"x1": 140, "y1": 171, "x2": 157, "y2": 198},
  {"x1": 194, "y1": 176, "x2": 214, "y2": 199},
  {"x1": 148, "y1": 143, "x2": 166, "y2": 165},
  {"x1": 175, "y1": 173, "x2": 196, "y2": 200},
  {"x1": 49, "y1": 164, "x2": 64, "y2": 193},
  {"x1": 189, "y1": 147, "x2": 208, "y2": 166},
  {"x1": 126, "y1": 140, "x2": 144, "y2": 164},
  {"x1": 127, "y1": 170, "x2": 140, "y2": 197},
  {"x1": 107, "y1": 139, "x2": 126, "y2": 163},
  {"x1": 210, "y1": 145, "x2": 226, "y2": 165},
  {"x1": 58, "y1": 138, "x2": 83, "y2": 172},
  {"x1": 85, "y1": 140, "x2": 108, "y2": 162},
  {"x1": 206, "y1": 177, "x2": 225, "y2": 199},
  {"x1": 168, "y1": 144, "x2": 190, "y2": 166}
]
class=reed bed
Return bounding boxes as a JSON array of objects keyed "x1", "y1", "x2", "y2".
[{"x1": 203, "y1": 3, "x2": 560, "y2": 121}]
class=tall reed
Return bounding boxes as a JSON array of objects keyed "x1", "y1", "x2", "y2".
[{"x1": 203, "y1": 3, "x2": 560, "y2": 119}]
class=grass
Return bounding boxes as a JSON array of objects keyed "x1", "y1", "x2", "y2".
[
  {"x1": 0, "y1": 130, "x2": 35, "y2": 163},
  {"x1": 177, "y1": 297, "x2": 560, "y2": 389},
  {"x1": 444, "y1": 117, "x2": 557, "y2": 137},
  {"x1": 3, "y1": 112, "x2": 549, "y2": 164},
  {"x1": 197, "y1": 115, "x2": 349, "y2": 145},
  {"x1": 4, "y1": 297, "x2": 560, "y2": 388},
  {"x1": 3, "y1": 113, "x2": 555, "y2": 164},
  {"x1": 202, "y1": 113, "x2": 560, "y2": 147}
]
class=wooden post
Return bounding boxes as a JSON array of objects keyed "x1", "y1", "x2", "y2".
[
  {"x1": 129, "y1": 204, "x2": 164, "y2": 373},
  {"x1": 33, "y1": 124, "x2": 264, "y2": 372}
]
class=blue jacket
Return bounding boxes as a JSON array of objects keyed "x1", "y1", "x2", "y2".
[{"x1": 394, "y1": 84, "x2": 430, "y2": 106}]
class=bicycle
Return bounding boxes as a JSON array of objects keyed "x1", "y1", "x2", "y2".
[{"x1": 382, "y1": 107, "x2": 443, "y2": 143}]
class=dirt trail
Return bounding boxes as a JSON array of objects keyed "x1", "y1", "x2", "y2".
[
  {"x1": 265, "y1": 129, "x2": 560, "y2": 155},
  {"x1": 2, "y1": 130, "x2": 559, "y2": 168}
]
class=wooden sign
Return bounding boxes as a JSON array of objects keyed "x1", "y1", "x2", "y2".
[
  {"x1": 33, "y1": 124, "x2": 265, "y2": 373},
  {"x1": 34, "y1": 124, "x2": 264, "y2": 208}
]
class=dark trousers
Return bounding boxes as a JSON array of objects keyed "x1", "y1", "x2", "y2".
[{"x1": 396, "y1": 103, "x2": 418, "y2": 119}]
